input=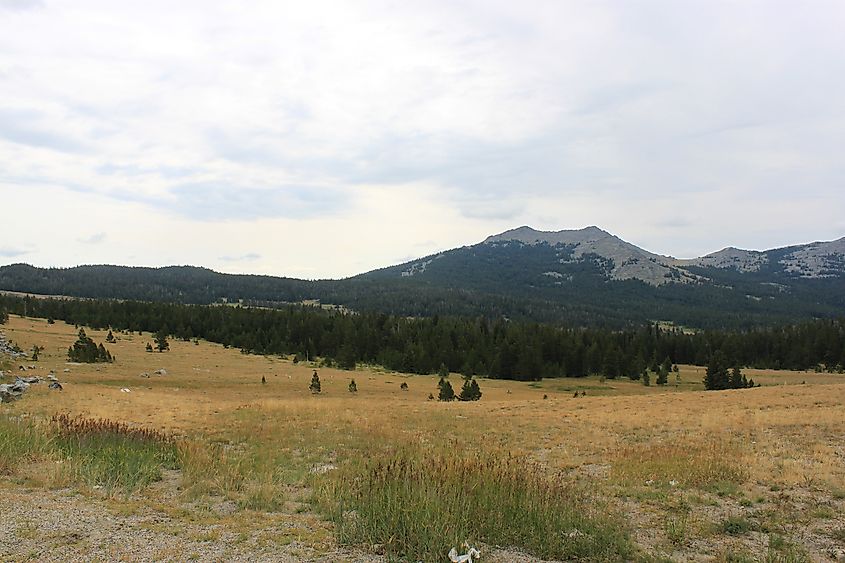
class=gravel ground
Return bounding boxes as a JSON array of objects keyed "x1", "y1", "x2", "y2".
[
  {"x1": 0, "y1": 482, "x2": 562, "y2": 563},
  {"x1": 0, "y1": 485, "x2": 380, "y2": 562}
]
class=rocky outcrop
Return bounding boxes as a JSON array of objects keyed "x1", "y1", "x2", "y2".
[{"x1": 0, "y1": 332, "x2": 27, "y2": 359}]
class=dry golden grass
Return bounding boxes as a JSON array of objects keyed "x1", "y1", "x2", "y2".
[{"x1": 3, "y1": 314, "x2": 845, "y2": 560}]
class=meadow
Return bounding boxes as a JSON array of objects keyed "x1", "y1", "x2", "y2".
[{"x1": 1, "y1": 314, "x2": 844, "y2": 561}]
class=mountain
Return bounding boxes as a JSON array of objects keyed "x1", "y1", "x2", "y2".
[
  {"x1": 2, "y1": 227, "x2": 845, "y2": 329},
  {"x1": 370, "y1": 226, "x2": 845, "y2": 286},
  {"x1": 357, "y1": 226, "x2": 845, "y2": 327}
]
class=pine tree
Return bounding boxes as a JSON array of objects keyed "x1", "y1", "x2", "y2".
[
  {"x1": 656, "y1": 365, "x2": 668, "y2": 385},
  {"x1": 348, "y1": 379, "x2": 357, "y2": 393},
  {"x1": 729, "y1": 366, "x2": 743, "y2": 388},
  {"x1": 105, "y1": 330, "x2": 116, "y2": 343},
  {"x1": 310, "y1": 370, "x2": 321, "y2": 394},
  {"x1": 704, "y1": 351, "x2": 729, "y2": 390},
  {"x1": 470, "y1": 379, "x2": 482, "y2": 401},
  {"x1": 154, "y1": 329, "x2": 170, "y2": 352},
  {"x1": 145, "y1": 342, "x2": 153, "y2": 352},
  {"x1": 642, "y1": 370, "x2": 651, "y2": 386},
  {"x1": 438, "y1": 377, "x2": 455, "y2": 401},
  {"x1": 458, "y1": 376, "x2": 482, "y2": 401},
  {"x1": 400, "y1": 382, "x2": 409, "y2": 390},
  {"x1": 67, "y1": 328, "x2": 113, "y2": 363}
]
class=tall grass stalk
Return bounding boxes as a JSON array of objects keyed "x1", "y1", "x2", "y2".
[
  {"x1": 316, "y1": 448, "x2": 632, "y2": 562},
  {"x1": 50, "y1": 413, "x2": 177, "y2": 496},
  {"x1": 612, "y1": 438, "x2": 747, "y2": 488},
  {"x1": 0, "y1": 415, "x2": 51, "y2": 474}
]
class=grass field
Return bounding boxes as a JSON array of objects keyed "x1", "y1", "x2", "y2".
[{"x1": 1, "y1": 314, "x2": 844, "y2": 561}]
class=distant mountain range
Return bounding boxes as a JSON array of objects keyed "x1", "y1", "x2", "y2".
[
  {"x1": 2, "y1": 226, "x2": 844, "y2": 329},
  {"x1": 370, "y1": 226, "x2": 845, "y2": 286}
]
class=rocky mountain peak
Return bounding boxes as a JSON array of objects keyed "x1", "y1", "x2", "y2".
[{"x1": 483, "y1": 225, "x2": 612, "y2": 246}]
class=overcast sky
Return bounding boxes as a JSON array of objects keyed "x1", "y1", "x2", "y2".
[{"x1": 1, "y1": 0, "x2": 843, "y2": 279}]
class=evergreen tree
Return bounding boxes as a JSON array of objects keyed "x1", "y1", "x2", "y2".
[
  {"x1": 348, "y1": 379, "x2": 357, "y2": 393},
  {"x1": 438, "y1": 377, "x2": 455, "y2": 401},
  {"x1": 642, "y1": 370, "x2": 651, "y2": 386},
  {"x1": 154, "y1": 329, "x2": 170, "y2": 352},
  {"x1": 704, "y1": 352, "x2": 729, "y2": 390},
  {"x1": 337, "y1": 344, "x2": 356, "y2": 370},
  {"x1": 438, "y1": 362, "x2": 449, "y2": 378},
  {"x1": 105, "y1": 329, "x2": 116, "y2": 343},
  {"x1": 400, "y1": 381, "x2": 409, "y2": 390},
  {"x1": 67, "y1": 328, "x2": 113, "y2": 363},
  {"x1": 729, "y1": 366, "x2": 743, "y2": 388},
  {"x1": 145, "y1": 342, "x2": 153, "y2": 352},
  {"x1": 656, "y1": 364, "x2": 669, "y2": 385},
  {"x1": 310, "y1": 370, "x2": 322, "y2": 394},
  {"x1": 458, "y1": 376, "x2": 482, "y2": 401}
]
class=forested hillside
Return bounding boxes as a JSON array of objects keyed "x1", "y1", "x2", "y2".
[
  {"x1": 3, "y1": 260, "x2": 845, "y2": 329},
  {"x1": 2, "y1": 295, "x2": 843, "y2": 381}
]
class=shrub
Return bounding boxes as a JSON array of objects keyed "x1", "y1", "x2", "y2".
[{"x1": 720, "y1": 516, "x2": 753, "y2": 536}]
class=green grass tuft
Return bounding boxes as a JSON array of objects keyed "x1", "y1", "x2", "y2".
[
  {"x1": 50, "y1": 414, "x2": 177, "y2": 496},
  {"x1": 719, "y1": 515, "x2": 753, "y2": 536},
  {"x1": 0, "y1": 415, "x2": 51, "y2": 474},
  {"x1": 316, "y1": 448, "x2": 633, "y2": 561}
]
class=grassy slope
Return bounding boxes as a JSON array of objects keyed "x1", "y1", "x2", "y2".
[{"x1": 1, "y1": 315, "x2": 844, "y2": 560}]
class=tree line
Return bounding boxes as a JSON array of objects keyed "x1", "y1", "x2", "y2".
[{"x1": 1, "y1": 294, "x2": 844, "y2": 381}]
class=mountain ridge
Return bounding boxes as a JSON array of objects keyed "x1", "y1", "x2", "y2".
[
  {"x1": 2, "y1": 226, "x2": 844, "y2": 329},
  {"x1": 386, "y1": 226, "x2": 845, "y2": 286}
]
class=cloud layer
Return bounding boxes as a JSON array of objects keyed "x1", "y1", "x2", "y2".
[{"x1": 1, "y1": 0, "x2": 844, "y2": 277}]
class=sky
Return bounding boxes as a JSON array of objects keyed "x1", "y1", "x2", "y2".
[{"x1": 1, "y1": 0, "x2": 844, "y2": 279}]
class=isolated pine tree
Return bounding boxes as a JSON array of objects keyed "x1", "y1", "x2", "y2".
[
  {"x1": 642, "y1": 370, "x2": 651, "y2": 386},
  {"x1": 105, "y1": 330, "x2": 116, "y2": 343},
  {"x1": 704, "y1": 352, "x2": 729, "y2": 390},
  {"x1": 438, "y1": 377, "x2": 455, "y2": 401},
  {"x1": 400, "y1": 382, "x2": 409, "y2": 390},
  {"x1": 348, "y1": 379, "x2": 357, "y2": 393},
  {"x1": 154, "y1": 329, "x2": 170, "y2": 352},
  {"x1": 310, "y1": 370, "x2": 322, "y2": 394}
]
